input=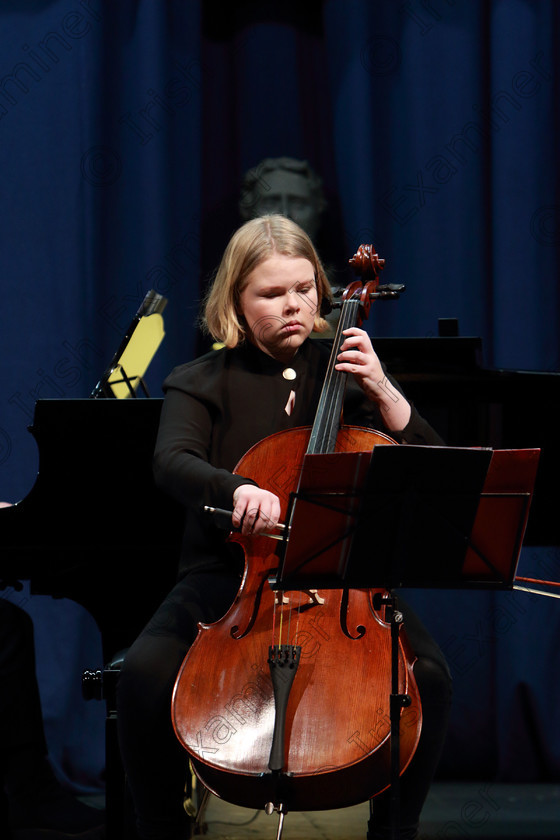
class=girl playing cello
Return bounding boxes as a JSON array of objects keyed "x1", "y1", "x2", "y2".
[{"x1": 117, "y1": 215, "x2": 452, "y2": 840}]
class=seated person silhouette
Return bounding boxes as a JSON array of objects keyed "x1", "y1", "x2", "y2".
[{"x1": 0, "y1": 508, "x2": 104, "y2": 840}]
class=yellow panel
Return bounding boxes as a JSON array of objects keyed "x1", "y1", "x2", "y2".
[{"x1": 107, "y1": 313, "x2": 165, "y2": 398}]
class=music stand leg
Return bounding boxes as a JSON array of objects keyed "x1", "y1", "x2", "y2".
[
  {"x1": 389, "y1": 596, "x2": 411, "y2": 840},
  {"x1": 367, "y1": 593, "x2": 409, "y2": 840}
]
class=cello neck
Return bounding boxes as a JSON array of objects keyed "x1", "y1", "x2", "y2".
[{"x1": 307, "y1": 296, "x2": 362, "y2": 455}]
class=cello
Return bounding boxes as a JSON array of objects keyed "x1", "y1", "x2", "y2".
[{"x1": 171, "y1": 245, "x2": 422, "y2": 827}]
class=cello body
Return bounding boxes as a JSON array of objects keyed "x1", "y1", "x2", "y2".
[{"x1": 172, "y1": 424, "x2": 422, "y2": 812}]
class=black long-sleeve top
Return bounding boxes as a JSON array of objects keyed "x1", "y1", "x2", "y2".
[{"x1": 153, "y1": 338, "x2": 443, "y2": 579}]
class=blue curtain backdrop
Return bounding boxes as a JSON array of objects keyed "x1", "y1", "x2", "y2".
[{"x1": 1, "y1": 0, "x2": 558, "y2": 795}]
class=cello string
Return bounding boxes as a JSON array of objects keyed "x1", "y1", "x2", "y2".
[
  {"x1": 308, "y1": 297, "x2": 345, "y2": 453},
  {"x1": 294, "y1": 594, "x2": 302, "y2": 646},
  {"x1": 317, "y1": 298, "x2": 353, "y2": 448},
  {"x1": 286, "y1": 591, "x2": 293, "y2": 645},
  {"x1": 324, "y1": 299, "x2": 360, "y2": 446},
  {"x1": 321, "y1": 299, "x2": 355, "y2": 445},
  {"x1": 309, "y1": 297, "x2": 359, "y2": 455},
  {"x1": 278, "y1": 594, "x2": 285, "y2": 647},
  {"x1": 271, "y1": 589, "x2": 278, "y2": 648}
]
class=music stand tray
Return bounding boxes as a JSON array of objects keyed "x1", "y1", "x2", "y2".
[{"x1": 274, "y1": 445, "x2": 540, "y2": 592}]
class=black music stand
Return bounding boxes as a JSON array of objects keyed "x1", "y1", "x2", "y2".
[
  {"x1": 90, "y1": 289, "x2": 167, "y2": 398},
  {"x1": 275, "y1": 445, "x2": 539, "y2": 591},
  {"x1": 271, "y1": 444, "x2": 539, "y2": 840}
]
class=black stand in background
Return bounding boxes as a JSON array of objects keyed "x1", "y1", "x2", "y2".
[{"x1": 272, "y1": 444, "x2": 539, "y2": 840}]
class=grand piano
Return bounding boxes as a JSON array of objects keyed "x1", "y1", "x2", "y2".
[
  {"x1": 0, "y1": 398, "x2": 184, "y2": 660},
  {"x1": 1, "y1": 318, "x2": 558, "y2": 661},
  {"x1": 0, "y1": 293, "x2": 185, "y2": 660}
]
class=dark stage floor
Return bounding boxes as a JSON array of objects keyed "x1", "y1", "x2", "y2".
[
  {"x1": 194, "y1": 782, "x2": 560, "y2": 839},
  {"x1": 74, "y1": 781, "x2": 559, "y2": 839}
]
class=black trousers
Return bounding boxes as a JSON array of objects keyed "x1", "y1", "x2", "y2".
[
  {"x1": 0, "y1": 599, "x2": 48, "y2": 831},
  {"x1": 0, "y1": 599, "x2": 48, "y2": 761},
  {"x1": 117, "y1": 571, "x2": 452, "y2": 840}
]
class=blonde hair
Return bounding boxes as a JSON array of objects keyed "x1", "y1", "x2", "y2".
[{"x1": 203, "y1": 215, "x2": 331, "y2": 347}]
